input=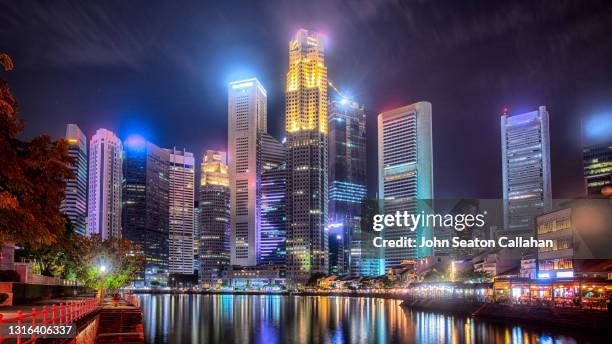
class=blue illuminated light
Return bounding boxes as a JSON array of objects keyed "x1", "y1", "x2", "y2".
[
  {"x1": 231, "y1": 81, "x2": 254, "y2": 89},
  {"x1": 556, "y1": 271, "x2": 574, "y2": 278},
  {"x1": 125, "y1": 134, "x2": 146, "y2": 148},
  {"x1": 537, "y1": 272, "x2": 550, "y2": 279},
  {"x1": 584, "y1": 112, "x2": 612, "y2": 143},
  {"x1": 329, "y1": 181, "x2": 367, "y2": 203}
]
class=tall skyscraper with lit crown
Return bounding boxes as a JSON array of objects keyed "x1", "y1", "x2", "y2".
[
  {"x1": 88, "y1": 128, "x2": 122, "y2": 240},
  {"x1": 199, "y1": 150, "x2": 230, "y2": 287},
  {"x1": 61, "y1": 124, "x2": 88, "y2": 236},
  {"x1": 285, "y1": 29, "x2": 329, "y2": 283}
]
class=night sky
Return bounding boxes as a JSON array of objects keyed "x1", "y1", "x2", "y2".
[{"x1": 2, "y1": 0, "x2": 611, "y2": 199}]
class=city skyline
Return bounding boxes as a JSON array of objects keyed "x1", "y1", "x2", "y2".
[
  {"x1": 2, "y1": 3, "x2": 612, "y2": 343},
  {"x1": 4, "y1": 1, "x2": 612, "y2": 200},
  {"x1": 43, "y1": 23, "x2": 609, "y2": 286}
]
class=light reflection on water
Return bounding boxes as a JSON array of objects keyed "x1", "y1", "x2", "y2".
[{"x1": 139, "y1": 294, "x2": 592, "y2": 344}]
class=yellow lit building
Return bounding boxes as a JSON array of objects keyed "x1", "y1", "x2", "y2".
[
  {"x1": 199, "y1": 150, "x2": 230, "y2": 288},
  {"x1": 200, "y1": 150, "x2": 229, "y2": 187},
  {"x1": 285, "y1": 29, "x2": 329, "y2": 283}
]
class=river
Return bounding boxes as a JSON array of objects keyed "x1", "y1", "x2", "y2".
[{"x1": 138, "y1": 294, "x2": 603, "y2": 343}]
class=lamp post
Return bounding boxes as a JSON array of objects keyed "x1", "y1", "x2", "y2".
[{"x1": 99, "y1": 265, "x2": 106, "y2": 306}]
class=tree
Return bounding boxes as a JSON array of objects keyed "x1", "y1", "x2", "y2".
[
  {"x1": 422, "y1": 268, "x2": 447, "y2": 282},
  {"x1": 0, "y1": 53, "x2": 75, "y2": 247},
  {"x1": 15, "y1": 219, "x2": 78, "y2": 278},
  {"x1": 16, "y1": 220, "x2": 145, "y2": 290},
  {"x1": 66, "y1": 236, "x2": 145, "y2": 292}
]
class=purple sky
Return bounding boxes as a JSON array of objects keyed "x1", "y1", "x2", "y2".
[{"x1": 2, "y1": 0, "x2": 611, "y2": 198}]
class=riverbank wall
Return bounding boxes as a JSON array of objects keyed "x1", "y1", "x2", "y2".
[
  {"x1": 399, "y1": 298, "x2": 612, "y2": 331},
  {"x1": 8, "y1": 283, "x2": 94, "y2": 305}
]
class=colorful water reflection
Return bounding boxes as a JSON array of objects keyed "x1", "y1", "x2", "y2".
[{"x1": 139, "y1": 294, "x2": 597, "y2": 344}]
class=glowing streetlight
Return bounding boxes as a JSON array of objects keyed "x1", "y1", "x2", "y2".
[{"x1": 99, "y1": 264, "x2": 108, "y2": 305}]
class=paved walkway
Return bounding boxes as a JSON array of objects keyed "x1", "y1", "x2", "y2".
[{"x1": 95, "y1": 298, "x2": 144, "y2": 343}]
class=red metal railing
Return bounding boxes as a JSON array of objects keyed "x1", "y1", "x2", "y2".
[{"x1": 0, "y1": 298, "x2": 98, "y2": 344}]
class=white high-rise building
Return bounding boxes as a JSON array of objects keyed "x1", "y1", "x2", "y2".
[
  {"x1": 501, "y1": 106, "x2": 552, "y2": 234},
  {"x1": 61, "y1": 124, "x2": 88, "y2": 236},
  {"x1": 88, "y1": 128, "x2": 122, "y2": 240},
  {"x1": 228, "y1": 78, "x2": 268, "y2": 266},
  {"x1": 168, "y1": 148, "x2": 195, "y2": 274},
  {"x1": 377, "y1": 102, "x2": 433, "y2": 268}
]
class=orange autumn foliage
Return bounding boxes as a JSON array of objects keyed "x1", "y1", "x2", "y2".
[{"x1": 0, "y1": 53, "x2": 75, "y2": 247}]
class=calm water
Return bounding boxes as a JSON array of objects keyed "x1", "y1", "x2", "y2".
[{"x1": 139, "y1": 294, "x2": 603, "y2": 344}]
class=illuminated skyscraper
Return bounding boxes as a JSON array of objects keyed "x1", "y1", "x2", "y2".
[
  {"x1": 168, "y1": 148, "x2": 195, "y2": 275},
  {"x1": 327, "y1": 94, "x2": 367, "y2": 276},
  {"x1": 378, "y1": 102, "x2": 433, "y2": 269},
  {"x1": 583, "y1": 144, "x2": 612, "y2": 197},
  {"x1": 285, "y1": 29, "x2": 329, "y2": 282},
  {"x1": 61, "y1": 124, "x2": 88, "y2": 236},
  {"x1": 88, "y1": 128, "x2": 122, "y2": 240},
  {"x1": 193, "y1": 201, "x2": 201, "y2": 273},
  {"x1": 582, "y1": 114, "x2": 612, "y2": 198},
  {"x1": 259, "y1": 137, "x2": 287, "y2": 265},
  {"x1": 122, "y1": 137, "x2": 170, "y2": 286},
  {"x1": 501, "y1": 106, "x2": 552, "y2": 234},
  {"x1": 199, "y1": 150, "x2": 230, "y2": 287},
  {"x1": 228, "y1": 78, "x2": 267, "y2": 266}
]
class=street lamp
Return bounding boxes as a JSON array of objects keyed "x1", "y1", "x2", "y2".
[{"x1": 99, "y1": 264, "x2": 107, "y2": 306}]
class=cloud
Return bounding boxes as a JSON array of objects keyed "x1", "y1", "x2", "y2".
[{"x1": 0, "y1": 1, "x2": 165, "y2": 69}]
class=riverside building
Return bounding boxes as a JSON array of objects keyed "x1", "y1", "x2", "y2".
[{"x1": 377, "y1": 102, "x2": 434, "y2": 269}]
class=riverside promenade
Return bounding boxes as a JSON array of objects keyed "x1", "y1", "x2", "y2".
[
  {"x1": 0, "y1": 294, "x2": 143, "y2": 343},
  {"x1": 94, "y1": 295, "x2": 144, "y2": 344}
]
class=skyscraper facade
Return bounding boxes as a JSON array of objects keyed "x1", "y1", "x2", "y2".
[
  {"x1": 328, "y1": 96, "x2": 367, "y2": 276},
  {"x1": 88, "y1": 128, "x2": 122, "y2": 240},
  {"x1": 193, "y1": 201, "x2": 201, "y2": 273},
  {"x1": 228, "y1": 78, "x2": 267, "y2": 266},
  {"x1": 501, "y1": 106, "x2": 552, "y2": 234},
  {"x1": 61, "y1": 124, "x2": 88, "y2": 236},
  {"x1": 122, "y1": 137, "x2": 170, "y2": 286},
  {"x1": 259, "y1": 135, "x2": 287, "y2": 265},
  {"x1": 378, "y1": 102, "x2": 434, "y2": 269},
  {"x1": 285, "y1": 29, "x2": 329, "y2": 283},
  {"x1": 199, "y1": 150, "x2": 230, "y2": 287},
  {"x1": 168, "y1": 148, "x2": 195, "y2": 275},
  {"x1": 583, "y1": 144, "x2": 611, "y2": 198}
]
